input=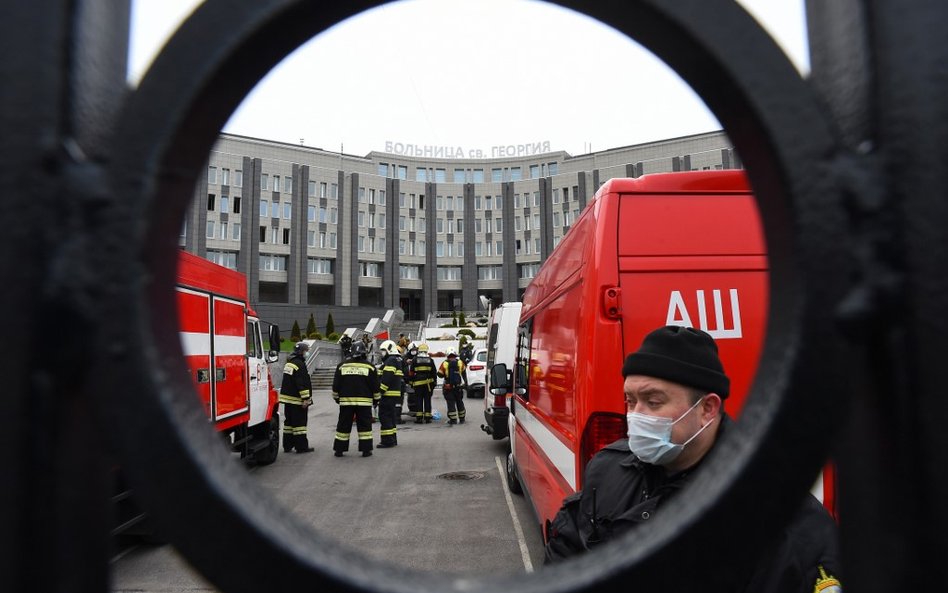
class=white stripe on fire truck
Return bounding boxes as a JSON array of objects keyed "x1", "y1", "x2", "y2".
[
  {"x1": 179, "y1": 332, "x2": 245, "y2": 357},
  {"x1": 517, "y1": 404, "x2": 576, "y2": 491}
]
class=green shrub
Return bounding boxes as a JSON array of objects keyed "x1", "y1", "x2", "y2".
[
  {"x1": 457, "y1": 328, "x2": 476, "y2": 339},
  {"x1": 290, "y1": 320, "x2": 302, "y2": 342},
  {"x1": 308, "y1": 332, "x2": 319, "y2": 339},
  {"x1": 327, "y1": 332, "x2": 340, "y2": 342},
  {"x1": 306, "y1": 313, "x2": 317, "y2": 337},
  {"x1": 326, "y1": 313, "x2": 335, "y2": 336},
  {"x1": 459, "y1": 311, "x2": 467, "y2": 326}
]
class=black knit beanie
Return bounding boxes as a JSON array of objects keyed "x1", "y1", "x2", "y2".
[{"x1": 622, "y1": 325, "x2": 730, "y2": 398}]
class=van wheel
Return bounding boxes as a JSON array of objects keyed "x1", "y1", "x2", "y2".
[
  {"x1": 253, "y1": 413, "x2": 280, "y2": 466},
  {"x1": 506, "y1": 452, "x2": 523, "y2": 495}
]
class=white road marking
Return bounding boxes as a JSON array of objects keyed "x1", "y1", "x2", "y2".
[{"x1": 496, "y1": 455, "x2": 534, "y2": 573}]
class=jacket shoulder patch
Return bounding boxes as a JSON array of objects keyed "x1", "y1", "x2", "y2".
[{"x1": 814, "y1": 566, "x2": 841, "y2": 592}]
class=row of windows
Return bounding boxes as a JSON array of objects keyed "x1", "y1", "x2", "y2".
[
  {"x1": 377, "y1": 163, "x2": 559, "y2": 182},
  {"x1": 205, "y1": 251, "x2": 538, "y2": 280},
  {"x1": 207, "y1": 167, "x2": 242, "y2": 188}
]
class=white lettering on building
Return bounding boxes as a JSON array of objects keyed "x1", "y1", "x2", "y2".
[
  {"x1": 382, "y1": 140, "x2": 552, "y2": 158},
  {"x1": 665, "y1": 289, "x2": 743, "y2": 339}
]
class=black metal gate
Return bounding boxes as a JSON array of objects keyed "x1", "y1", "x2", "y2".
[{"x1": 2, "y1": 1, "x2": 946, "y2": 591}]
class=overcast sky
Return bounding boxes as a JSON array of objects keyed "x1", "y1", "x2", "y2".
[{"x1": 129, "y1": 0, "x2": 808, "y2": 158}]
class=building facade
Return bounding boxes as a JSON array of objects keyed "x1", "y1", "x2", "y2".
[{"x1": 185, "y1": 131, "x2": 739, "y2": 320}]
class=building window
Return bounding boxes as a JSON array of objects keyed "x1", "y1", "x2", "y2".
[
  {"x1": 331, "y1": 183, "x2": 338, "y2": 198},
  {"x1": 520, "y1": 263, "x2": 540, "y2": 279},
  {"x1": 319, "y1": 232, "x2": 327, "y2": 248},
  {"x1": 379, "y1": 190, "x2": 386, "y2": 205},
  {"x1": 495, "y1": 218, "x2": 502, "y2": 232},
  {"x1": 514, "y1": 194, "x2": 521, "y2": 208},
  {"x1": 496, "y1": 240, "x2": 503, "y2": 255},
  {"x1": 259, "y1": 226, "x2": 266, "y2": 242},
  {"x1": 454, "y1": 168, "x2": 465, "y2": 183},
  {"x1": 271, "y1": 227, "x2": 279, "y2": 244},
  {"x1": 533, "y1": 192, "x2": 540, "y2": 207},
  {"x1": 208, "y1": 166, "x2": 218, "y2": 185},
  {"x1": 232, "y1": 223, "x2": 240, "y2": 241},
  {"x1": 221, "y1": 168, "x2": 230, "y2": 186},
  {"x1": 308, "y1": 230, "x2": 316, "y2": 247},
  {"x1": 283, "y1": 202, "x2": 291, "y2": 219},
  {"x1": 491, "y1": 168, "x2": 502, "y2": 182},
  {"x1": 207, "y1": 194, "x2": 216, "y2": 211},
  {"x1": 308, "y1": 258, "x2": 332, "y2": 274},
  {"x1": 397, "y1": 165, "x2": 407, "y2": 180},
  {"x1": 308, "y1": 205, "x2": 316, "y2": 222},
  {"x1": 284, "y1": 176, "x2": 293, "y2": 193},
  {"x1": 529, "y1": 165, "x2": 539, "y2": 179},
  {"x1": 474, "y1": 219, "x2": 482, "y2": 233},
  {"x1": 259, "y1": 200, "x2": 268, "y2": 217},
  {"x1": 308, "y1": 180, "x2": 316, "y2": 196},
  {"x1": 510, "y1": 167, "x2": 522, "y2": 181},
  {"x1": 233, "y1": 196, "x2": 241, "y2": 214},
  {"x1": 418, "y1": 217, "x2": 425, "y2": 233},
  {"x1": 378, "y1": 163, "x2": 389, "y2": 177},
  {"x1": 271, "y1": 201, "x2": 279, "y2": 218},
  {"x1": 534, "y1": 214, "x2": 541, "y2": 229},
  {"x1": 535, "y1": 238, "x2": 541, "y2": 253},
  {"x1": 515, "y1": 216, "x2": 522, "y2": 232},
  {"x1": 553, "y1": 189, "x2": 560, "y2": 204},
  {"x1": 435, "y1": 168, "x2": 446, "y2": 182},
  {"x1": 329, "y1": 232, "x2": 337, "y2": 248},
  {"x1": 369, "y1": 188, "x2": 375, "y2": 204},
  {"x1": 273, "y1": 175, "x2": 280, "y2": 192},
  {"x1": 416, "y1": 168, "x2": 427, "y2": 182},
  {"x1": 260, "y1": 254, "x2": 287, "y2": 271},
  {"x1": 283, "y1": 228, "x2": 290, "y2": 245},
  {"x1": 206, "y1": 221, "x2": 215, "y2": 238},
  {"x1": 553, "y1": 212, "x2": 561, "y2": 227},
  {"x1": 478, "y1": 266, "x2": 503, "y2": 280},
  {"x1": 319, "y1": 182, "x2": 327, "y2": 198},
  {"x1": 207, "y1": 250, "x2": 237, "y2": 269},
  {"x1": 485, "y1": 195, "x2": 493, "y2": 210},
  {"x1": 219, "y1": 196, "x2": 228, "y2": 213},
  {"x1": 260, "y1": 174, "x2": 269, "y2": 191},
  {"x1": 360, "y1": 261, "x2": 382, "y2": 277},
  {"x1": 549, "y1": 162, "x2": 558, "y2": 175},
  {"x1": 484, "y1": 218, "x2": 492, "y2": 233},
  {"x1": 437, "y1": 266, "x2": 462, "y2": 281},
  {"x1": 234, "y1": 170, "x2": 243, "y2": 187},
  {"x1": 563, "y1": 187, "x2": 569, "y2": 202},
  {"x1": 358, "y1": 212, "x2": 365, "y2": 227},
  {"x1": 475, "y1": 195, "x2": 482, "y2": 210},
  {"x1": 436, "y1": 241, "x2": 445, "y2": 257},
  {"x1": 436, "y1": 218, "x2": 444, "y2": 234},
  {"x1": 220, "y1": 222, "x2": 228, "y2": 240},
  {"x1": 456, "y1": 218, "x2": 464, "y2": 233},
  {"x1": 473, "y1": 169, "x2": 484, "y2": 183},
  {"x1": 437, "y1": 196, "x2": 444, "y2": 211},
  {"x1": 330, "y1": 208, "x2": 338, "y2": 224},
  {"x1": 399, "y1": 265, "x2": 420, "y2": 280}
]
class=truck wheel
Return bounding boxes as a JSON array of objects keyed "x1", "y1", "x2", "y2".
[
  {"x1": 253, "y1": 413, "x2": 280, "y2": 466},
  {"x1": 506, "y1": 452, "x2": 523, "y2": 495}
]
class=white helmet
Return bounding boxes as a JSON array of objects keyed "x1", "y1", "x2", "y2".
[
  {"x1": 446, "y1": 346, "x2": 457, "y2": 356},
  {"x1": 380, "y1": 339, "x2": 399, "y2": 355}
]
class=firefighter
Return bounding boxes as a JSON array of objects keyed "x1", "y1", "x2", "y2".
[
  {"x1": 377, "y1": 339, "x2": 404, "y2": 448},
  {"x1": 338, "y1": 333, "x2": 353, "y2": 360},
  {"x1": 438, "y1": 347, "x2": 467, "y2": 425},
  {"x1": 331, "y1": 340, "x2": 380, "y2": 457},
  {"x1": 411, "y1": 343, "x2": 436, "y2": 423},
  {"x1": 279, "y1": 341, "x2": 315, "y2": 454},
  {"x1": 402, "y1": 343, "x2": 418, "y2": 421}
]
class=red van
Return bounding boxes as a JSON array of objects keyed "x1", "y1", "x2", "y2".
[{"x1": 500, "y1": 170, "x2": 784, "y2": 535}]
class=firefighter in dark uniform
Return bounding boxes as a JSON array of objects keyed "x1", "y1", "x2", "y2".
[
  {"x1": 279, "y1": 341, "x2": 315, "y2": 454},
  {"x1": 376, "y1": 339, "x2": 404, "y2": 448},
  {"x1": 331, "y1": 340, "x2": 380, "y2": 457},
  {"x1": 438, "y1": 347, "x2": 467, "y2": 425},
  {"x1": 411, "y1": 343, "x2": 436, "y2": 423},
  {"x1": 543, "y1": 326, "x2": 842, "y2": 592},
  {"x1": 403, "y1": 343, "x2": 418, "y2": 419}
]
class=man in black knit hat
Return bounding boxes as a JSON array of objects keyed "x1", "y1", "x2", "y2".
[{"x1": 544, "y1": 325, "x2": 841, "y2": 592}]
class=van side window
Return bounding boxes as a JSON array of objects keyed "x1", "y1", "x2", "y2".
[
  {"x1": 516, "y1": 320, "x2": 533, "y2": 399},
  {"x1": 486, "y1": 322, "x2": 499, "y2": 368}
]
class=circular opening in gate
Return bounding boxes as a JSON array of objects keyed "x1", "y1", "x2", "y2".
[{"x1": 111, "y1": 1, "x2": 839, "y2": 592}]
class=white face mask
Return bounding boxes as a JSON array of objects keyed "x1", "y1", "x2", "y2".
[{"x1": 626, "y1": 397, "x2": 711, "y2": 466}]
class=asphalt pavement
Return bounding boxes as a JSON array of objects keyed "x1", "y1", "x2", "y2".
[{"x1": 110, "y1": 387, "x2": 547, "y2": 592}]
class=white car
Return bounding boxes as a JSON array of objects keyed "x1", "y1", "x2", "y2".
[{"x1": 464, "y1": 348, "x2": 488, "y2": 398}]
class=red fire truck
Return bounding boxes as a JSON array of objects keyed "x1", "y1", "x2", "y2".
[
  {"x1": 497, "y1": 170, "x2": 835, "y2": 538},
  {"x1": 113, "y1": 252, "x2": 283, "y2": 542},
  {"x1": 176, "y1": 250, "x2": 282, "y2": 465}
]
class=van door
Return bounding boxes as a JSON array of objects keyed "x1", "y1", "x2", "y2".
[{"x1": 617, "y1": 191, "x2": 768, "y2": 414}]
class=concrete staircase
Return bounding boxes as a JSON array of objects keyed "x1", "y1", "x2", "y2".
[
  {"x1": 311, "y1": 367, "x2": 336, "y2": 390},
  {"x1": 390, "y1": 320, "x2": 423, "y2": 343}
]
